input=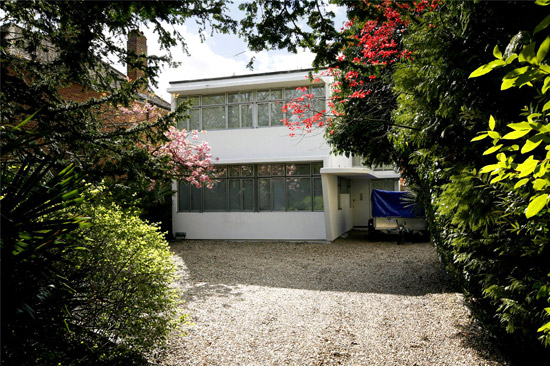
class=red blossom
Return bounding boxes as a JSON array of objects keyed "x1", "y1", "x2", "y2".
[{"x1": 282, "y1": 0, "x2": 439, "y2": 137}]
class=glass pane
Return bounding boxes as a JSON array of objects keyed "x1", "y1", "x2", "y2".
[
  {"x1": 258, "y1": 178, "x2": 270, "y2": 210},
  {"x1": 285, "y1": 87, "x2": 303, "y2": 100},
  {"x1": 272, "y1": 178, "x2": 285, "y2": 211},
  {"x1": 339, "y1": 178, "x2": 349, "y2": 194},
  {"x1": 178, "y1": 181, "x2": 189, "y2": 211},
  {"x1": 287, "y1": 177, "x2": 311, "y2": 211},
  {"x1": 314, "y1": 178, "x2": 323, "y2": 211},
  {"x1": 371, "y1": 179, "x2": 395, "y2": 191},
  {"x1": 311, "y1": 85, "x2": 325, "y2": 97},
  {"x1": 204, "y1": 180, "x2": 227, "y2": 211},
  {"x1": 228, "y1": 105, "x2": 240, "y2": 129},
  {"x1": 271, "y1": 102, "x2": 284, "y2": 126},
  {"x1": 189, "y1": 109, "x2": 200, "y2": 130},
  {"x1": 202, "y1": 106, "x2": 225, "y2": 130},
  {"x1": 258, "y1": 103, "x2": 269, "y2": 127},
  {"x1": 272, "y1": 164, "x2": 285, "y2": 176},
  {"x1": 228, "y1": 166, "x2": 240, "y2": 177},
  {"x1": 242, "y1": 104, "x2": 253, "y2": 128},
  {"x1": 286, "y1": 107, "x2": 302, "y2": 126},
  {"x1": 177, "y1": 118, "x2": 187, "y2": 130},
  {"x1": 203, "y1": 94, "x2": 225, "y2": 105},
  {"x1": 287, "y1": 163, "x2": 310, "y2": 176},
  {"x1": 215, "y1": 166, "x2": 227, "y2": 177},
  {"x1": 243, "y1": 179, "x2": 254, "y2": 211},
  {"x1": 312, "y1": 98, "x2": 326, "y2": 114},
  {"x1": 271, "y1": 89, "x2": 283, "y2": 100},
  {"x1": 178, "y1": 96, "x2": 198, "y2": 107},
  {"x1": 258, "y1": 164, "x2": 271, "y2": 176},
  {"x1": 241, "y1": 165, "x2": 254, "y2": 177},
  {"x1": 241, "y1": 92, "x2": 253, "y2": 102},
  {"x1": 312, "y1": 162, "x2": 323, "y2": 175},
  {"x1": 257, "y1": 89, "x2": 270, "y2": 101},
  {"x1": 190, "y1": 185, "x2": 202, "y2": 212},
  {"x1": 228, "y1": 92, "x2": 239, "y2": 104},
  {"x1": 229, "y1": 180, "x2": 241, "y2": 211}
]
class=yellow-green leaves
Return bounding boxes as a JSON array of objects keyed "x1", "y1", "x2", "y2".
[
  {"x1": 518, "y1": 42, "x2": 537, "y2": 64},
  {"x1": 483, "y1": 144, "x2": 503, "y2": 155},
  {"x1": 471, "y1": 133, "x2": 489, "y2": 141},
  {"x1": 526, "y1": 193, "x2": 549, "y2": 218},
  {"x1": 502, "y1": 129, "x2": 530, "y2": 140},
  {"x1": 517, "y1": 156, "x2": 539, "y2": 177},
  {"x1": 537, "y1": 36, "x2": 550, "y2": 64},
  {"x1": 493, "y1": 45, "x2": 503, "y2": 60},
  {"x1": 489, "y1": 115, "x2": 496, "y2": 130},
  {"x1": 479, "y1": 163, "x2": 500, "y2": 174},
  {"x1": 521, "y1": 136, "x2": 543, "y2": 153},
  {"x1": 469, "y1": 59, "x2": 506, "y2": 78},
  {"x1": 535, "y1": 14, "x2": 550, "y2": 34},
  {"x1": 514, "y1": 178, "x2": 530, "y2": 189}
]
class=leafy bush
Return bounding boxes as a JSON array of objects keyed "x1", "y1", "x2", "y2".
[
  {"x1": 466, "y1": 4, "x2": 550, "y2": 348},
  {"x1": 58, "y1": 197, "x2": 186, "y2": 364},
  {"x1": 2, "y1": 188, "x2": 186, "y2": 365}
]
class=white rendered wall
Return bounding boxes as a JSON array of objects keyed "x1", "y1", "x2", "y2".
[
  {"x1": 171, "y1": 127, "x2": 331, "y2": 240},
  {"x1": 326, "y1": 154, "x2": 353, "y2": 169},
  {"x1": 200, "y1": 126, "x2": 330, "y2": 164},
  {"x1": 172, "y1": 211, "x2": 326, "y2": 240},
  {"x1": 322, "y1": 174, "x2": 353, "y2": 241}
]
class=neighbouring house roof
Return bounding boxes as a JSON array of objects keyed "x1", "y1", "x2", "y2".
[{"x1": 1, "y1": 23, "x2": 171, "y2": 111}]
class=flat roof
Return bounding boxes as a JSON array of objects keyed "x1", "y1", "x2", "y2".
[{"x1": 169, "y1": 68, "x2": 316, "y2": 85}]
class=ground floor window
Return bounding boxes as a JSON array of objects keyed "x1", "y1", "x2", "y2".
[{"x1": 178, "y1": 162, "x2": 323, "y2": 212}]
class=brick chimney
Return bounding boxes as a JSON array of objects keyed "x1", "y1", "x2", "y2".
[{"x1": 127, "y1": 30, "x2": 147, "y2": 91}]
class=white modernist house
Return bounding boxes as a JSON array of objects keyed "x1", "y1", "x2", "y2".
[{"x1": 168, "y1": 69, "x2": 400, "y2": 241}]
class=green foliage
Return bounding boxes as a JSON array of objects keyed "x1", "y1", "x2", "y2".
[
  {"x1": 1, "y1": 157, "x2": 90, "y2": 363},
  {"x1": 2, "y1": 188, "x2": 186, "y2": 365},
  {"x1": 268, "y1": 0, "x2": 550, "y2": 353},
  {"x1": 61, "y1": 196, "x2": 186, "y2": 363},
  {"x1": 1, "y1": 0, "x2": 236, "y2": 195},
  {"x1": 470, "y1": 16, "x2": 550, "y2": 218},
  {"x1": 2, "y1": 2, "x2": 228, "y2": 361},
  {"x1": 468, "y1": 2, "x2": 550, "y2": 346}
]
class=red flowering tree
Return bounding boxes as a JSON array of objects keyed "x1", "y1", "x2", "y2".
[{"x1": 282, "y1": 0, "x2": 439, "y2": 166}]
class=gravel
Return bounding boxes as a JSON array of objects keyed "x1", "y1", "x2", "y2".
[{"x1": 162, "y1": 231, "x2": 511, "y2": 366}]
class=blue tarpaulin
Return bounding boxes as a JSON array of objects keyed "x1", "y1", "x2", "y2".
[{"x1": 371, "y1": 189, "x2": 424, "y2": 218}]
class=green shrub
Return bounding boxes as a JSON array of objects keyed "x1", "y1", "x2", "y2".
[
  {"x1": 59, "y1": 199, "x2": 186, "y2": 363},
  {"x1": 2, "y1": 190, "x2": 186, "y2": 365}
]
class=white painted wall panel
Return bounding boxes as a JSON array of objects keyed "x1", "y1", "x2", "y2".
[
  {"x1": 201, "y1": 126, "x2": 330, "y2": 164},
  {"x1": 172, "y1": 211, "x2": 326, "y2": 240}
]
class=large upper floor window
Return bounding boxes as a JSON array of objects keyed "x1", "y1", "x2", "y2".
[
  {"x1": 178, "y1": 162, "x2": 324, "y2": 212},
  {"x1": 176, "y1": 85, "x2": 326, "y2": 131}
]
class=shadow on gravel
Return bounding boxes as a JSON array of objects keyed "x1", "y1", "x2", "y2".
[{"x1": 171, "y1": 230, "x2": 455, "y2": 302}]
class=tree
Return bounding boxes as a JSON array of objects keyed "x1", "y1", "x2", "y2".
[
  {"x1": 1, "y1": 1, "x2": 234, "y2": 363},
  {"x1": 1, "y1": 1, "x2": 230, "y2": 191},
  {"x1": 241, "y1": 0, "x2": 550, "y2": 355}
]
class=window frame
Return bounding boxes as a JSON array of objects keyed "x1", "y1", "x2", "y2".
[
  {"x1": 176, "y1": 84, "x2": 326, "y2": 131},
  {"x1": 177, "y1": 162, "x2": 324, "y2": 212}
]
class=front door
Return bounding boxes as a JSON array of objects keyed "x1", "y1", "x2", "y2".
[{"x1": 352, "y1": 180, "x2": 370, "y2": 227}]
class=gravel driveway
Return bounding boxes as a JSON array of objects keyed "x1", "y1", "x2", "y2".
[{"x1": 164, "y1": 231, "x2": 510, "y2": 365}]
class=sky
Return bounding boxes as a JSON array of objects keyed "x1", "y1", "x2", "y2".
[
  {"x1": 111, "y1": 3, "x2": 346, "y2": 102},
  {"x1": 140, "y1": 25, "x2": 316, "y2": 101}
]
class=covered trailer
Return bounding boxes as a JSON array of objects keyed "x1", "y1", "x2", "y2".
[{"x1": 369, "y1": 189, "x2": 426, "y2": 241}]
